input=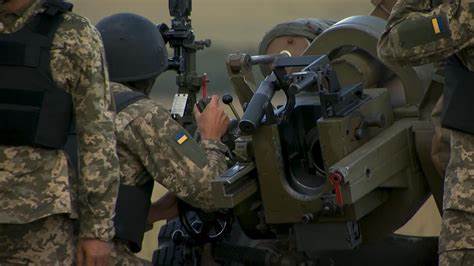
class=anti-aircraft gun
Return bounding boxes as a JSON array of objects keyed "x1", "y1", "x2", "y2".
[{"x1": 154, "y1": 1, "x2": 444, "y2": 265}]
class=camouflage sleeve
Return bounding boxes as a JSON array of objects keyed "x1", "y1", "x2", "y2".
[
  {"x1": 122, "y1": 104, "x2": 227, "y2": 212},
  {"x1": 377, "y1": 0, "x2": 474, "y2": 66},
  {"x1": 67, "y1": 18, "x2": 119, "y2": 241}
]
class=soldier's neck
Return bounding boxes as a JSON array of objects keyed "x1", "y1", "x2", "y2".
[
  {"x1": 124, "y1": 79, "x2": 155, "y2": 96},
  {"x1": 2, "y1": 0, "x2": 34, "y2": 15}
]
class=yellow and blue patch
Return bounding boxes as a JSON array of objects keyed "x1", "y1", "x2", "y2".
[
  {"x1": 175, "y1": 132, "x2": 189, "y2": 145},
  {"x1": 432, "y1": 16, "x2": 444, "y2": 35}
]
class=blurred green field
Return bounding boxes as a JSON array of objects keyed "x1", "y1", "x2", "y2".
[{"x1": 73, "y1": 0, "x2": 441, "y2": 261}]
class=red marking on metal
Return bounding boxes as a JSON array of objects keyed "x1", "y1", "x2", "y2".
[
  {"x1": 329, "y1": 172, "x2": 345, "y2": 207},
  {"x1": 201, "y1": 73, "x2": 208, "y2": 98}
]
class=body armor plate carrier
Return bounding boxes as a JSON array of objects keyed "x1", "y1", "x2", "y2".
[
  {"x1": 0, "y1": 0, "x2": 74, "y2": 148},
  {"x1": 442, "y1": 56, "x2": 474, "y2": 134}
]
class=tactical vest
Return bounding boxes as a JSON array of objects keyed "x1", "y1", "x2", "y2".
[
  {"x1": 112, "y1": 90, "x2": 155, "y2": 253},
  {"x1": 441, "y1": 56, "x2": 474, "y2": 134},
  {"x1": 0, "y1": 0, "x2": 74, "y2": 148}
]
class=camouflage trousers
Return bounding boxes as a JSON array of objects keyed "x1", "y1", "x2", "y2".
[
  {"x1": 111, "y1": 240, "x2": 151, "y2": 266},
  {"x1": 0, "y1": 214, "x2": 76, "y2": 265},
  {"x1": 438, "y1": 130, "x2": 474, "y2": 266}
]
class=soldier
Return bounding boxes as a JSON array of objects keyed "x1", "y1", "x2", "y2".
[
  {"x1": 258, "y1": 18, "x2": 335, "y2": 76},
  {"x1": 96, "y1": 13, "x2": 230, "y2": 265},
  {"x1": 378, "y1": 0, "x2": 474, "y2": 265},
  {"x1": 0, "y1": 0, "x2": 120, "y2": 265}
]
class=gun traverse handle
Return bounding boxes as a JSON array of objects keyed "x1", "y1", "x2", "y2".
[{"x1": 239, "y1": 75, "x2": 276, "y2": 134}]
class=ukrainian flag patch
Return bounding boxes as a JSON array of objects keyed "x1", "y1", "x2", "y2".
[
  {"x1": 176, "y1": 132, "x2": 189, "y2": 145},
  {"x1": 432, "y1": 16, "x2": 444, "y2": 34}
]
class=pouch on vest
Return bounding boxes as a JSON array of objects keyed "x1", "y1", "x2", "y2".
[
  {"x1": 442, "y1": 56, "x2": 474, "y2": 134},
  {"x1": 0, "y1": 0, "x2": 74, "y2": 149},
  {"x1": 114, "y1": 179, "x2": 154, "y2": 253}
]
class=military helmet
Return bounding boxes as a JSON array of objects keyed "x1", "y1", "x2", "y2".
[
  {"x1": 96, "y1": 13, "x2": 168, "y2": 82},
  {"x1": 258, "y1": 18, "x2": 335, "y2": 76}
]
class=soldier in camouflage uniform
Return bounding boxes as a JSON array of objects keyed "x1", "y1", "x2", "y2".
[
  {"x1": 96, "y1": 13, "x2": 229, "y2": 265},
  {"x1": 0, "y1": 0, "x2": 120, "y2": 265},
  {"x1": 378, "y1": 0, "x2": 474, "y2": 265}
]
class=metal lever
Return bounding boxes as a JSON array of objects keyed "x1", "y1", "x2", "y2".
[
  {"x1": 222, "y1": 94, "x2": 241, "y2": 120},
  {"x1": 354, "y1": 113, "x2": 386, "y2": 140}
]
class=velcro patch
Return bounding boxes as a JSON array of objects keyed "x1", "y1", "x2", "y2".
[
  {"x1": 470, "y1": 1, "x2": 474, "y2": 13},
  {"x1": 167, "y1": 131, "x2": 208, "y2": 168},
  {"x1": 398, "y1": 15, "x2": 449, "y2": 48}
]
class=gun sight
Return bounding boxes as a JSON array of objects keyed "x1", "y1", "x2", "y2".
[{"x1": 169, "y1": 0, "x2": 192, "y2": 18}]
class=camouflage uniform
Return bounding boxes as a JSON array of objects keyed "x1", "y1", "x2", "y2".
[
  {"x1": 0, "y1": 0, "x2": 119, "y2": 264},
  {"x1": 111, "y1": 240, "x2": 151, "y2": 266},
  {"x1": 110, "y1": 82, "x2": 228, "y2": 265},
  {"x1": 378, "y1": 0, "x2": 474, "y2": 265}
]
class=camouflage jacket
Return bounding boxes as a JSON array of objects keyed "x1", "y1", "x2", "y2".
[
  {"x1": 0, "y1": 1, "x2": 119, "y2": 241},
  {"x1": 111, "y1": 82, "x2": 228, "y2": 211},
  {"x1": 378, "y1": 0, "x2": 474, "y2": 71}
]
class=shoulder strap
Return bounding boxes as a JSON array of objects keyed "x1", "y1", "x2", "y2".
[
  {"x1": 42, "y1": 0, "x2": 74, "y2": 16},
  {"x1": 0, "y1": 1, "x2": 70, "y2": 67},
  {"x1": 33, "y1": 0, "x2": 72, "y2": 37},
  {"x1": 114, "y1": 90, "x2": 148, "y2": 113}
]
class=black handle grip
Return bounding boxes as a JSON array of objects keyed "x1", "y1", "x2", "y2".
[
  {"x1": 239, "y1": 75, "x2": 276, "y2": 134},
  {"x1": 222, "y1": 94, "x2": 233, "y2": 105},
  {"x1": 196, "y1": 97, "x2": 211, "y2": 112}
]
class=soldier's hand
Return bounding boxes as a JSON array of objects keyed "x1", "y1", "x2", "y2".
[
  {"x1": 194, "y1": 95, "x2": 230, "y2": 140},
  {"x1": 77, "y1": 239, "x2": 112, "y2": 266},
  {"x1": 148, "y1": 192, "x2": 179, "y2": 223}
]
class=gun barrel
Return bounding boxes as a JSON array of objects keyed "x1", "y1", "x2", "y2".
[
  {"x1": 250, "y1": 51, "x2": 291, "y2": 66},
  {"x1": 239, "y1": 74, "x2": 276, "y2": 134}
]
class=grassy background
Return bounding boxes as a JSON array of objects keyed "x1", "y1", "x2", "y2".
[{"x1": 72, "y1": 0, "x2": 441, "y2": 260}]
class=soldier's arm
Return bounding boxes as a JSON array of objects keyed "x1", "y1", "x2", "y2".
[
  {"x1": 378, "y1": 0, "x2": 474, "y2": 66},
  {"x1": 68, "y1": 20, "x2": 120, "y2": 241},
  {"x1": 122, "y1": 102, "x2": 228, "y2": 212}
]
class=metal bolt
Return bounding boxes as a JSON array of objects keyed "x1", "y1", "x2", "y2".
[{"x1": 302, "y1": 213, "x2": 314, "y2": 223}]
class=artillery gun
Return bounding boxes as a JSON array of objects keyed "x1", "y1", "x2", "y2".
[{"x1": 154, "y1": 0, "x2": 444, "y2": 265}]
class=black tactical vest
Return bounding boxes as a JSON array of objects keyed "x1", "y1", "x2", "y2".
[
  {"x1": 112, "y1": 90, "x2": 155, "y2": 253},
  {"x1": 0, "y1": 0, "x2": 74, "y2": 148},
  {"x1": 441, "y1": 56, "x2": 474, "y2": 134}
]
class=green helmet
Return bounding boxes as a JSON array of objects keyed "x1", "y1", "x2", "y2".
[
  {"x1": 258, "y1": 18, "x2": 336, "y2": 76},
  {"x1": 96, "y1": 13, "x2": 168, "y2": 82}
]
